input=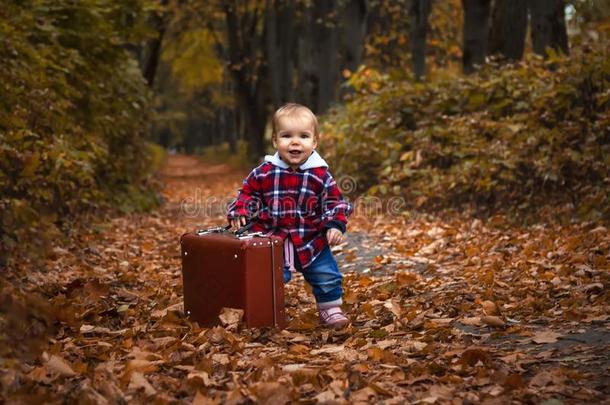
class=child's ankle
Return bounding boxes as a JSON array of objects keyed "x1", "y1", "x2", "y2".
[{"x1": 317, "y1": 298, "x2": 342, "y2": 310}]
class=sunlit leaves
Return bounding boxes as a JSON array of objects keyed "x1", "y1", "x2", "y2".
[{"x1": 162, "y1": 29, "x2": 224, "y2": 93}]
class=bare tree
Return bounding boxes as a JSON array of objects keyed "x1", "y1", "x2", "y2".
[
  {"x1": 131, "y1": 0, "x2": 171, "y2": 88},
  {"x1": 529, "y1": 0, "x2": 569, "y2": 57},
  {"x1": 265, "y1": 0, "x2": 296, "y2": 109},
  {"x1": 200, "y1": 0, "x2": 371, "y2": 159},
  {"x1": 223, "y1": 1, "x2": 269, "y2": 160},
  {"x1": 409, "y1": 0, "x2": 433, "y2": 81},
  {"x1": 341, "y1": 0, "x2": 368, "y2": 74},
  {"x1": 488, "y1": 0, "x2": 528, "y2": 61},
  {"x1": 462, "y1": 0, "x2": 492, "y2": 74}
]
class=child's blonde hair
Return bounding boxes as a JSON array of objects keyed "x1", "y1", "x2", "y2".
[{"x1": 271, "y1": 103, "x2": 319, "y2": 141}]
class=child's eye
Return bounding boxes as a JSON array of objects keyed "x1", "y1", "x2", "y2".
[{"x1": 300, "y1": 133, "x2": 310, "y2": 138}]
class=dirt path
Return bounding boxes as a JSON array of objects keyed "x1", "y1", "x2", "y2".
[{"x1": 1, "y1": 154, "x2": 608, "y2": 404}]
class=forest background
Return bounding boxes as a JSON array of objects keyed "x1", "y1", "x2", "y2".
[
  {"x1": 1, "y1": 0, "x2": 610, "y2": 403},
  {"x1": 1, "y1": 0, "x2": 609, "y2": 263}
]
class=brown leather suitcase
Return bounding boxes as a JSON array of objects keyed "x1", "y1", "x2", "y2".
[{"x1": 180, "y1": 227, "x2": 286, "y2": 329}]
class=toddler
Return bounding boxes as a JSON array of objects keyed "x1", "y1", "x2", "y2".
[{"x1": 227, "y1": 103, "x2": 352, "y2": 328}]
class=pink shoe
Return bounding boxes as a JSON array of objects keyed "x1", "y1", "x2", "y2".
[{"x1": 318, "y1": 306, "x2": 349, "y2": 328}]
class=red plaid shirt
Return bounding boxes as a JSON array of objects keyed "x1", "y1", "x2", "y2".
[{"x1": 227, "y1": 151, "x2": 351, "y2": 269}]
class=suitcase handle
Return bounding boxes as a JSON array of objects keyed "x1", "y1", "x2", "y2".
[
  {"x1": 195, "y1": 224, "x2": 231, "y2": 235},
  {"x1": 196, "y1": 216, "x2": 258, "y2": 237},
  {"x1": 234, "y1": 221, "x2": 256, "y2": 236},
  {"x1": 233, "y1": 213, "x2": 260, "y2": 236}
]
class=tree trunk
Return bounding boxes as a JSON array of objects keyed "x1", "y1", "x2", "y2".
[
  {"x1": 223, "y1": 107, "x2": 237, "y2": 153},
  {"x1": 314, "y1": 0, "x2": 339, "y2": 114},
  {"x1": 238, "y1": 84, "x2": 267, "y2": 160},
  {"x1": 341, "y1": 0, "x2": 368, "y2": 73},
  {"x1": 488, "y1": 0, "x2": 528, "y2": 60},
  {"x1": 295, "y1": 4, "x2": 316, "y2": 110},
  {"x1": 224, "y1": 2, "x2": 268, "y2": 161},
  {"x1": 409, "y1": 0, "x2": 433, "y2": 81},
  {"x1": 265, "y1": 0, "x2": 296, "y2": 109},
  {"x1": 266, "y1": 0, "x2": 366, "y2": 113},
  {"x1": 142, "y1": 0, "x2": 170, "y2": 88},
  {"x1": 221, "y1": 72, "x2": 237, "y2": 153},
  {"x1": 462, "y1": 0, "x2": 492, "y2": 74},
  {"x1": 529, "y1": 0, "x2": 569, "y2": 57}
]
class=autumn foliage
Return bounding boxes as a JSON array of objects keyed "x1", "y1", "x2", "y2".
[
  {"x1": 0, "y1": 0, "x2": 160, "y2": 263},
  {"x1": 1, "y1": 1, "x2": 609, "y2": 403},
  {"x1": 322, "y1": 43, "x2": 610, "y2": 222},
  {"x1": 1, "y1": 156, "x2": 607, "y2": 403}
]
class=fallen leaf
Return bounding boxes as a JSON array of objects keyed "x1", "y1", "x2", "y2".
[
  {"x1": 396, "y1": 271, "x2": 418, "y2": 286},
  {"x1": 151, "y1": 302, "x2": 183, "y2": 319},
  {"x1": 481, "y1": 316, "x2": 505, "y2": 327},
  {"x1": 188, "y1": 370, "x2": 212, "y2": 387},
  {"x1": 251, "y1": 382, "x2": 293, "y2": 404},
  {"x1": 128, "y1": 372, "x2": 156, "y2": 396},
  {"x1": 532, "y1": 331, "x2": 562, "y2": 344},
  {"x1": 124, "y1": 359, "x2": 163, "y2": 374},
  {"x1": 350, "y1": 386, "x2": 377, "y2": 401},
  {"x1": 460, "y1": 317, "x2": 482, "y2": 326},
  {"x1": 461, "y1": 348, "x2": 491, "y2": 367},
  {"x1": 428, "y1": 384, "x2": 454, "y2": 400},
  {"x1": 529, "y1": 370, "x2": 557, "y2": 387},
  {"x1": 427, "y1": 317, "x2": 454, "y2": 327},
  {"x1": 310, "y1": 345, "x2": 344, "y2": 355},
  {"x1": 47, "y1": 355, "x2": 76, "y2": 377},
  {"x1": 481, "y1": 300, "x2": 498, "y2": 315},
  {"x1": 503, "y1": 373, "x2": 525, "y2": 391},
  {"x1": 368, "y1": 347, "x2": 397, "y2": 364},
  {"x1": 282, "y1": 364, "x2": 306, "y2": 372},
  {"x1": 218, "y1": 307, "x2": 244, "y2": 329},
  {"x1": 27, "y1": 367, "x2": 51, "y2": 383},
  {"x1": 314, "y1": 390, "x2": 336, "y2": 402},
  {"x1": 404, "y1": 340, "x2": 428, "y2": 352}
]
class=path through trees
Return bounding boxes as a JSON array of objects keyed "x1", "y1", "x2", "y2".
[{"x1": 1, "y1": 155, "x2": 608, "y2": 402}]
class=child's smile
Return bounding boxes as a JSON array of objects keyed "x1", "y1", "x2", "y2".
[{"x1": 273, "y1": 116, "x2": 318, "y2": 169}]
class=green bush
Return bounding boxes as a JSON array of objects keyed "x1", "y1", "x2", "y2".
[
  {"x1": 321, "y1": 45, "x2": 610, "y2": 221},
  {"x1": 0, "y1": 0, "x2": 159, "y2": 263}
]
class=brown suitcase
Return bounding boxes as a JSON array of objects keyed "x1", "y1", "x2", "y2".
[{"x1": 180, "y1": 227, "x2": 286, "y2": 329}]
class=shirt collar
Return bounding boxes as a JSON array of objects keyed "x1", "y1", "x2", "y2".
[{"x1": 264, "y1": 150, "x2": 328, "y2": 170}]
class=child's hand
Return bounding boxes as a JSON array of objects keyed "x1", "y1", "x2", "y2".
[
  {"x1": 326, "y1": 228, "x2": 343, "y2": 246},
  {"x1": 229, "y1": 216, "x2": 247, "y2": 229}
]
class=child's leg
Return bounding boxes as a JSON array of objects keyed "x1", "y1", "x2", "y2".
[
  {"x1": 301, "y1": 247, "x2": 348, "y2": 327},
  {"x1": 301, "y1": 247, "x2": 343, "y2": 305},
  {"x1": 283, "y1": 264, "x2": 292, "y2": 284}
]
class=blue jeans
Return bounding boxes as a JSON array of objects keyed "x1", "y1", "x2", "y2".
[{"x1": 283, "y1": 246, "x2": 343, "y2": 304}]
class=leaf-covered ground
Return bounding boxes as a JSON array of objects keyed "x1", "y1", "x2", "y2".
[{"x1": 1, "y1": 154, "x2": 609, "y2": 404}]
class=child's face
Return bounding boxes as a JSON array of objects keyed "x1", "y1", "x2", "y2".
[{"x1": 273, "y1": 115, "x2": 318, "y2": 169}]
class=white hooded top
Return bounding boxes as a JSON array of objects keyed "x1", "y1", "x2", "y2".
[{"x1": 263, "y1": 150, "x2": 328, "y2": 170}]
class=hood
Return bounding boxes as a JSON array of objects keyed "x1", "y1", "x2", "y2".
[{"x1": 264, "y1": 150, "x2": 328, "y2": 170}]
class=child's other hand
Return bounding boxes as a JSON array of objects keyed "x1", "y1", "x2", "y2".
[
  {"x1": 229, "y1": 216, "x2": 247, "y2": 229},
  {"x1": 326, "y1": 228, "x2": 343, "y2": 246}
]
